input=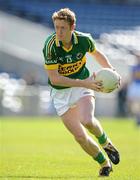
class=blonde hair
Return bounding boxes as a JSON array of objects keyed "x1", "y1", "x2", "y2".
[{"x1": 52, "y1": 8, "x2": 76, "y2": 26}]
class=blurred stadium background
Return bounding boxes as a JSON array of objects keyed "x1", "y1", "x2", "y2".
[{"x1": 0, "y1": 0, "x2": 140, "y2": 117}]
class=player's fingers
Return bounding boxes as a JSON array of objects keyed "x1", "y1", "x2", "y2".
[
  {"x1": 115, "y1": 82, "x2": 120, "y2": 88},
  {"x1": 118, "y1": 75, "x2": 121, "y2": 85},
  {"x1": 92, "y1": 83, "x2": 103, "y2": 91},
  {"x1": 107, "y1": 89, "x2": 114, "y2": 93},
  {"x1": 92, "y1": 83, "x2": 101, "y2": 88},
  {"x1": 95, "y1": 87, "x2": 102, "y2": 92},
  {"x1": 94, "y1": 80, "x2": 103, "y2": 86}
]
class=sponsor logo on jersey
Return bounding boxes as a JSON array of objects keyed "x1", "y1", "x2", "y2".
[
  {"x1": 58, "y1": 59, "x2": 85, "y2": 76},
  {"x1": 45, "y1": 58, "x2": 57, "y2": 64},
  {"x1": 76, "y1": 53, "x2": 83, "y2": 60}
]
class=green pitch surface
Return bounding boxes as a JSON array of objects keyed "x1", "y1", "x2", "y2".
[{"x1": 0, "y1": 117, "x2": 140, "y2": 180}]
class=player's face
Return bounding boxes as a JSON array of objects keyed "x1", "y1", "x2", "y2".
[{"x1": 54, "y1": 19, "x2": 74, "y2": 42}]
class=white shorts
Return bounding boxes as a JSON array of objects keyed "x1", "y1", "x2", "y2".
[{"x1": 50, "y1": 87, "x2": 94, "y2": 116}]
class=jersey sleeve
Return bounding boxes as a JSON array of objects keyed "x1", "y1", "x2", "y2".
[
  {"x1": 86, "y1": 34, "x2": 96, "y2": 53},
  {"x1": 43, "y1": 37, "x2": 58, "y2": 70}
]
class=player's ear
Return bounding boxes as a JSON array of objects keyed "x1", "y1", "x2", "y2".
[{"x1": 71, "y1": 24, "x2": 75, "y2": 31}]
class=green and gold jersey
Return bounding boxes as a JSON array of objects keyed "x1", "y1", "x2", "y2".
[{"x1": 43, "y1": 31, "x2": 96, "y2": 89}]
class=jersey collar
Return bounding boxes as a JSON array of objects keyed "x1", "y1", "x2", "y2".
[
  {"x1": 73, "y1": 31, "x2": 78, "y2": 45},
  {"x1": 55, "y1": 31, "x2": 78, "y2": 47}
]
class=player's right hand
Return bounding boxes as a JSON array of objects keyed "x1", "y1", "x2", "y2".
[{"x1": 84, "y1": 73, "x2": 103, "y2": 92}]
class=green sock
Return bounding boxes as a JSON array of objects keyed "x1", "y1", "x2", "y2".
[
  {"x1": 93, "y1": 152, "x2": 106, "y2": 164},
  {"x1": 97, "y1": 132, "x2": 107, "y2": 145}
]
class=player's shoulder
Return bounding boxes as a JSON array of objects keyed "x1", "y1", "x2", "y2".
[
  {"x1": 44, "y1": 32, "x2": 56, "y2": 48},
  {"x1": 74, "y1": 30, "x2": 93, "y2": 40}
]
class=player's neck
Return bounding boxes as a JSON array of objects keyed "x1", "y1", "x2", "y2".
[
  {"x1": 62, "y1": 41, "x2": 72, "y2": 49},
  {"x1": 62, "y1": 34, "x2": 72, "y2": 49}
]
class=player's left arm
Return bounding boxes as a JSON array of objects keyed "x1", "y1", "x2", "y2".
[
  {"x1": 91, "y1": 49, "x2": 121, "y2": 86},
  {"x1": 91, "y1": 49, "x2": 115, "y2": 70},
  {"x1": 87, "y1": 34, "x2": 121, "y2": 83},
  {"x1": 86, "y1": 34, "x2": 115, "y2": 70}
]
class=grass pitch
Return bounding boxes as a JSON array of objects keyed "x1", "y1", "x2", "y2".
[{"x1": 0, "y1": 117, "x2": 140, "y2": 180}]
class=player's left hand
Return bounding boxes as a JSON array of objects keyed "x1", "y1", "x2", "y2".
[
  {"x1": 90, "y1": 72, "x2": 103, "y2": 92},
  {"x1": 112, "y1": 69, "x2": 121, "y2": 88}
]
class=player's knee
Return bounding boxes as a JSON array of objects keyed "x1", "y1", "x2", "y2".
[{"x1": 74, "y1": 134, "x2": 87, "y2": 145}]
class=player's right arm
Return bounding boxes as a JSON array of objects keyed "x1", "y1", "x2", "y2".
[{"x1": 46, "y1": 69, "x2": 102, "y2": 91}]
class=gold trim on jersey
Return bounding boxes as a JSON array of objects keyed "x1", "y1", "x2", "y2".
[
  {"x1": 73, "y1": 32, "x2": 78, "y2": 44},
  {"x1": 44, "y1": 64, "x2": 58, "y2": 70},
  {"x1": 58, "y1": 56, "x2": 86, "y2": 76},
  {"x1": 55, "y1": 35, "x2": 60, "y2": 47},
  {"x1": 89, "y1": 48, "x2": 96, "y2": 54},
  {"x1": 62, "y1": 45, "x2": 73, "y2": 52},
  {"x1": 46, "y1": 34, "x2": 56, "y2": 55},
  {"x1": 87, "y1": 38, "x2": 92, "y2": 52}
]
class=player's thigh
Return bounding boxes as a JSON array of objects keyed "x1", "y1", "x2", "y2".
[
  {"x1": 77, "y1": 96, "x2": 95, "y2": 124},
  {"x1": 61, "y1": 107, "x2": 87, "y2": 139}
]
